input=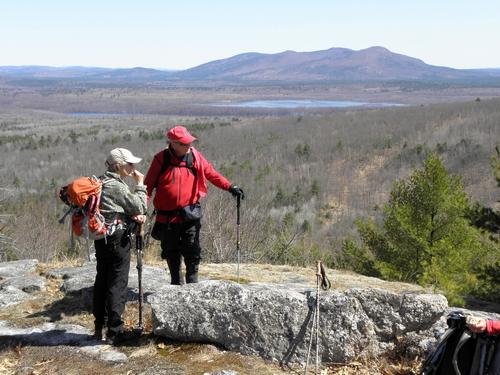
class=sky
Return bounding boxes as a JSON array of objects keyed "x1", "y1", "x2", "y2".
[{"x1": 1, "y1": 0, "x2": 499, "y2": 70}]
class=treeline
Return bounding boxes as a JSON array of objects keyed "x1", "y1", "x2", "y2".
[{"x1": 0, "y1": 98, "x2": 499, "y2": 305}]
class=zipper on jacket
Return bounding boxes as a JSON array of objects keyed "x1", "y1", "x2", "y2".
[{"x1": 176, "y1": 166, "x2": 181, "y2": 208}]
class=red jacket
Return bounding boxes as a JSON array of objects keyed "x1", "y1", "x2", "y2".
[
  {"x1": 144, "y1": 147, "x2": 232, "y2": 223},
  {"x1": 486, "y1": 319, "x2": 500, "y2": 335}
]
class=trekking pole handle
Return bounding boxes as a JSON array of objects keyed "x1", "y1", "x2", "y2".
[{"x1": 136, "y1": 223, "x2": 144, "y2": 269}]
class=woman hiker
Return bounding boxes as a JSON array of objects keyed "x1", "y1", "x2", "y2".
[{"x1": 93, "y1": 147, "x2": 147, "y2": 344}]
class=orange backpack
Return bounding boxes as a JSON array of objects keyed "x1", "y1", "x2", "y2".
[{"x1": 58, "y1": 176, "x2": 108, "y2": 239}]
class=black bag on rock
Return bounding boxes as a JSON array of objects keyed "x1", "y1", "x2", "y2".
[{"x1": 421, "y1": 311, "x2": 499, "y2": 375}]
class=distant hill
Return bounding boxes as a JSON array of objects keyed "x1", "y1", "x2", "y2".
[
  {"x1": 1, "y1": 47, "x2": 500, "y2": 86},
  {"x1": 0, "y1": 66, "x2": 175, "y2": 82},
  {"x1": 0, "y1": 66, "x2": 113, "y2": 78},
  {"x1": 176, "y1": 46, "x2": 500, "y2": 82}
]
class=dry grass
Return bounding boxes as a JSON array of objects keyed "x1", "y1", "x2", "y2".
[
  {"x1": 324, "y1": 355, "x2": 423, "y2": 375},
  {"x1": 0, "y1": 354, "x2": 20, "y2": 375},
  {"x1": 197, "y1": 263, "x2": 425, "y2": 294},
  {"x1": 156, "y1": 340, "x2": 293, "y2": 375},
  {"x1": 37, "y1": 259, "x2": 85, "y2": 273}
]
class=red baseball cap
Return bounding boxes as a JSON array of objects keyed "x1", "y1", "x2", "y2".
[{"x1": 167, "y1": 126, "x2": 197, "y2": 144}]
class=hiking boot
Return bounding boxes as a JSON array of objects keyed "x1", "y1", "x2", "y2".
[
  {"x1": 106, "y1": 330, "x2": 139, "y2": 346},
  {"x1": 92, "y1": 325, "x2": 103, "y2": 341},
  {"x1": 185, "y1": 263, "x2": 199, "y2": 283},
  {"x1": 166, "y1": 256, "x2": 182, "y2": 285}
]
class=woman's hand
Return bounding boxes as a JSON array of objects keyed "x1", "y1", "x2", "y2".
[
  {"x1": 466, "y1": 316, "x2": 487, "y2": 333},
  {"x1": 131, "y1": 170, "x2": 145, "y2": 185},
  {"x1": 132, "y1": 214, "x2": 146, "y2": 224}
]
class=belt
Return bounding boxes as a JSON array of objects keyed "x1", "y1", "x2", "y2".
[{"x1": 156, "y1": 209, "x2": 182, "y2": 217}]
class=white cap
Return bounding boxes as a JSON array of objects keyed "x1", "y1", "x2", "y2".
[{"x1": 106, "y1": 148, "x2": 142, "y2": 166}]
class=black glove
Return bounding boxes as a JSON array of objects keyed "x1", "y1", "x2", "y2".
[{"x1": 229, "y1": 184, "x2": 245, "y2": 200}]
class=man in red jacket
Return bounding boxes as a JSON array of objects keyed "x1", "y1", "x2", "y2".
[{"x1": 144, "y1": 126, "x2": 244, "y2": 285}]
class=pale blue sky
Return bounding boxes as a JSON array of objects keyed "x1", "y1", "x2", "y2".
[{"x1": 1, "y1": 0, "x2": 499, "y2": 69}]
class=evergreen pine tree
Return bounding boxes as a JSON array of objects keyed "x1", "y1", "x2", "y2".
[{"x1": 357, "y1": 153, "x2": 497, "y2": 305}]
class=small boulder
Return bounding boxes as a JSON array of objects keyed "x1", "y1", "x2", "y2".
[{"x1": 150, "y1": 281, "x2": 448, "y2": 364}]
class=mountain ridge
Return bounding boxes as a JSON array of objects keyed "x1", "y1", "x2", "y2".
[
  {"x1": 1, "y1": 46, "x2": 500, "y2": 84},
  {"x1": 176, "y1": 46, "x2": 469, "y2": 81}
]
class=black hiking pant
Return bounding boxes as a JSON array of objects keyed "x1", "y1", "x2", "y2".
[
  {"x1": 158, "y1": 220, "x2": 201, "y2": 285},
  {"x1": 93, "y1": 229, "x2": 131, "y2": 335}
]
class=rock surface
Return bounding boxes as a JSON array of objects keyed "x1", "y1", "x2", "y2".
[
  {"x1": 149, "y1": 280, "x2": 448, "y2": 364},
  {"x1": 0, "y1": 259, "x2": 38, "y2": 278},
  {"x1": 1, "y1": 275, "x2": 46, "y2": 293},
  {"x1": 43, "y1": 263, "x2": 169, "y2": 308},
  {"x1": 0, "y1": 320, "x2": 127, "y2": 363},
  {"x1": 0, "y1": 285, "x2": 31, "y2": 308},
  {"x1": 0, "y1": 259, "x2": 43, "y2": 307}
]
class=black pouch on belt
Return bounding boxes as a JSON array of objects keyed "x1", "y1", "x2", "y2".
[
  {"x1": 151, "y1": 221, "x2": 163, "y2": 240},
  {"x1": 180, "y1": 203, "x2": 202, "y2": 221}
]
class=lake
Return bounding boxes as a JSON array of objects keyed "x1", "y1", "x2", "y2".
[
  {"x1": 67, "y1": 112, "x2": 136, "y2": 116},
  {"x1": 209, "y1": 99, "x2": 403, "y2": 109}
]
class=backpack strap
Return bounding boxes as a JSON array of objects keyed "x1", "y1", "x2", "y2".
[
  {"x1": 470, "y1": 335, "x2": 490, "y2": 375},
  {"x1": 157, "y1": 148, "x2": 197, "y2": 183},
  {"x1": 58, "y1": 206, "x2": 79, "y2": 224},
  {"x1": 452, "y1": 330, "x2": 472, "y2": 375},
  {"x1": 421, "y1": 327, "x2": 456, "y2": 374},
  {"x1": 88, "y1": 176, "x2": 112, "y2": 214},
  {"x1": 185, "y1": 151, "x2": 197, "y2": 177},
  {"x1": 485, "y1": 335, "x2": 500, "y2": 374}
]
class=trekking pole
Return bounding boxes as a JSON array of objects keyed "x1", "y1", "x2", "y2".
[
  {"x1": 236, "y1": 194, "x2": 241, "y2": 283},
  {"x1": 85, "y1": 237, "x2": 91, "y2": 262},
  {"x1": 135, "y1": 223, "x2": 144, "y2": 332},
  {"x1": 68, "y1": 218, "x2": 74, "y2": 254},
  {"x1": 82, "y1": 216, "x2": 91, "y2": 261},
  {"x1": 143, "y1": 209, "x2": 155, "y2": 250},
  {"x1": 315, "y1": 261, "x2": 321, "y2": 374},
  {"x1": 304, "y1": 261, "x2": 331, "y2": 375},
  {"x1": 304, "y1": 303, "x2": 317, "y2": 375}
]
